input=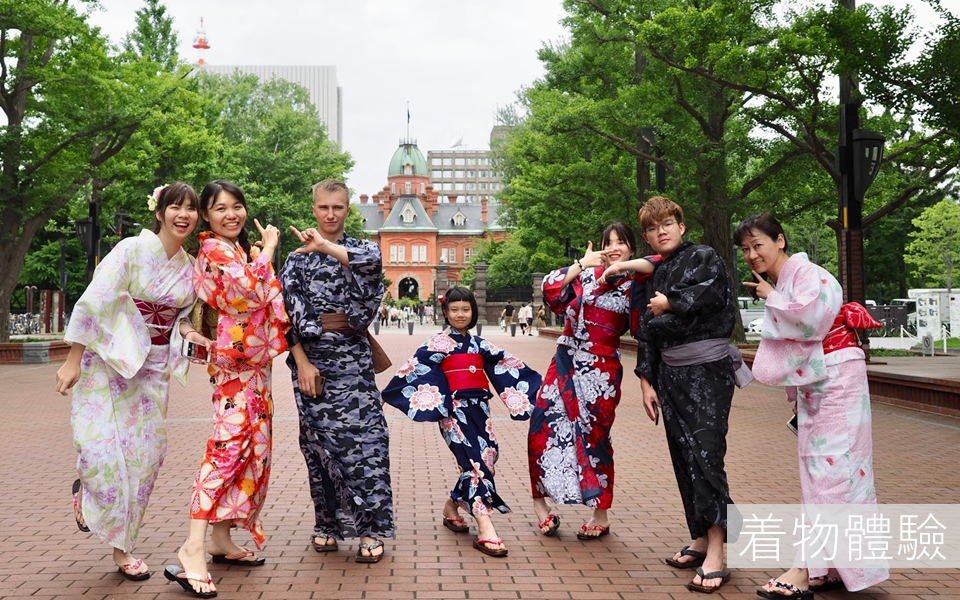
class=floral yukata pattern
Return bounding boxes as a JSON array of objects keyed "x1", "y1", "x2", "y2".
[
  {"x1": 383, "y1": 330, "x2": 541, "y2": 516},
  {"x1": 68, "y1": 230, "x2": 196, "y2": 552},
  {"x1": 529, "y1": 262, "x2": 655, "y2": 509},
  {"x1": 752, "y1": 252, "x2": 888, "y2": 591},
  {"x1": 190, "y1": 232, "x2": 289, "y2": 548}
]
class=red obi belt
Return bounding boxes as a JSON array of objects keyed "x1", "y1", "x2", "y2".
[
  {"x1": 822, "y1": 302, "x2": 882, "y2": 354},
  {"x1": 581, "y1": 304, "x2": 626, "y2": 349},
  {"x1": 133, "y1": 298, "x2": 179, "y2": 346},
  {"x1": 440, "y1": 353, "x2": 488, "y2": 392}
]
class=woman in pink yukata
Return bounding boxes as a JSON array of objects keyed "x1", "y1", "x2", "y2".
[{"x1": 735, "y1": 212, "x2": 888, "y2": 599}]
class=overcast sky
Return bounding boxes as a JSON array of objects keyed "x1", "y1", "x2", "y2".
[{"x1": 85, "y1": 0, "x2": 941, "y2": 202}]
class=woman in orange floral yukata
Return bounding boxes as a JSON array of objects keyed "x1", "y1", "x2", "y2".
[{"x1": 165, "y1": 180, "x2": 289, "y2": 599}]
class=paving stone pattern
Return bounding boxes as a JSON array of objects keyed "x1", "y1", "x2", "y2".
[{"x1": 1, "y1": 326, "x2": 958, "y2": 599}]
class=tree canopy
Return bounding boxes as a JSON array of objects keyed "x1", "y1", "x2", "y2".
[{"x1": 493, "y1": 0, "x2": 957, "y2": 311}]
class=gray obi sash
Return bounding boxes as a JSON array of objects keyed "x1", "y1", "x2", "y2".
[{"x1": 660, "y1": 338, "x2": 753, "y2": 388}]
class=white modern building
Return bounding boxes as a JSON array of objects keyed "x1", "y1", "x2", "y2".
[{"x1": 201, "y1": 65, "x2": 343, "y2": 147}]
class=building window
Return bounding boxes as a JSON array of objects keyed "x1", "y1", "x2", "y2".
[
  {"x1": 467, "y1": 170, "x2": 475, "y2": 177},
  {"x1": 455, "y1": 158, "x2": 465, "y2": 166},
  {"x1": 467, "y1": 157, "x2": 477, "y2": 165},
  {"x1": 397, "y1": 245, "x2": 406, "y2": 262},
  {"x1": 420, "y1": 182, "x2": 425, "y2": 194},
  {"x1": 455, "y1": 170, "x2": 464, "y2": 178},
  {"x1": 391, "y1": 182, "x2": 396, "y2": 194},
  {"x1": 441, "y1": 247, "x2": 457, "y2": 263},
  {"x1": 405, "y1": 181, "x2": 412, "y2": 194},
  {"x1": 411, "y1": 245, "x2": 420, "y2": 262},
  {"x1": 403, "y1": 164, "x2": 413, "y2": 175},
  {"x1": 467, "y1": 182, "x2": 476, "y2": 190},
  {"x1": 453, "y1": 211, "x2": 466, "y2": 226},
  {"x1": 491, "y1": 183, "x2": 499, "y2": 190},
  {"x1": 480, "y1": 170, "x2": 487, "y2": 177},
  {"x1": 401, "y1": 204, "x2": 415, "y2": 223},
  {"x1": 440, "y1": 248, "x2": 448, "y2": 263},
  {"x1": 480, "y1": 182, "x2": 487, "y2": 190},
  {"x1": 443, "y1": 158, "x2": 453, "y2": 165},
  {"x1": 463, "y1": 247, "x2": 472, "y2": 261},
  {"x1": 432, "y1": 170, "x2": 442, "y2": 178},
  {"x1": 455, "y1": 182, "x2": 465, "y2": 191},
  {"x1": 390, "y1": 245, "x2": 397, "y2": 263}
]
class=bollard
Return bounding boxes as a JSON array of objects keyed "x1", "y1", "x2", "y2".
[
  {"x1": 476, "y1": 323, "x2": 482, "y2": 336},
  {"x1": 374, "y1": 320, "x2": 380, "y2": 335},
  {"x1": 510, "y1": 323, "x2": 517, "y2": 337},
  {"x1": 408, "y1": 321, "x2": 415, "y2": 336}
]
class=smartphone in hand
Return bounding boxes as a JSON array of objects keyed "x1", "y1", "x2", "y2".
[
  {"x1": 653, "y1": 402, "x2": 660, "y2": 426},
  {"x1": 787, "y1": 414, "x2": 798, "y2": 436},
  {"x1": 181, "y1": 339, "x2": 211, "y2": 363},
  {"x1": 314, "y1": 374, "x2": 326, "y2": 396}
]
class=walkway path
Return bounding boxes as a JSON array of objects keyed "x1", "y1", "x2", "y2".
[{"x1": 1, "y1": 326, "x2": 957, "y2": 599}]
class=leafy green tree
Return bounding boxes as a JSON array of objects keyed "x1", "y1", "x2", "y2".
[
  {"x1": 122, "y1": 0, "x2": 179, "y2": 70},
  {"x1": 906, "y1": 199, "x2": 960, "y2": 292},
  {"x1": 194, "y1": 71, "x2": 353, "y2": 268},
  {"x1": 0, "y1": 0, "x2": 191, "y2": 341},
  {"x1": 486, "y1": 238, "x2": 532, "y2": 289}
]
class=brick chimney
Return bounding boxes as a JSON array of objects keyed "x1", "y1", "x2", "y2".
[
  {"x1": 360, "y1": 194, "x2": 368, "y2": 205},
  {"x1": 481, "y1": 197, "x2": 488, "y2": 225}
]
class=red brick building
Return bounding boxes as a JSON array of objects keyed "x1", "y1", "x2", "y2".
[{"x1": 354, "y1": 139, "x2": 507, "y2": 301}]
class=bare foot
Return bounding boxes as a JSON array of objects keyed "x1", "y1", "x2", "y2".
[
  {"x1": 208, "y1": 525, "x2": 260, "y2": 563},
  {"x1": 114, "y1": 548, "x2": 148, "y2": 576},
  {"x1": 358, "y1": 536, "x2": 384, "y2": 559},
  {"x1": 692, "y1": 557, "x2": 727, "y2": 590},
  {"x1": 761, "y1": 567, "x2": 809, "y2": 596},
  {"x1": 671, "y1": 542, "x2": 708, "y2": 566},
  {"x1": 578, "y1": 509, "x2": 610, "y2": 538},
  {"x1": 475, "y1": 516, "x2": 505, "y2": 552},
  {"x1": 177, "y1": 540, "x2": 216, "y2": 595},
  {"x1": 532, "y1": 498, "x2": 558, "y2": 535}
]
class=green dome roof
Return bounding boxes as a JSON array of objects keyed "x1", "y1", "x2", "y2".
[{"x1": 388, "y1": 140, "x2": 428, "y2": 177}]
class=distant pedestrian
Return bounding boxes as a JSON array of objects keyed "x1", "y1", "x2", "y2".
[
  {"x1": 518, "y1": 301, "x2": 534, "y2": 336},
  {"x1": 382, "y1": 287, "x2": 541, "y2": 558},
  {"x1": 58, "y1": 183, "x2": 201, "y2": 583},
  {"x1": 736, "y1": 212, "x2": 888, "y2": 597},
  {"x1": 535, "y1": 305, "x2": 546, "y2": 330},
  {"x1": 529, "y1": 223, "x2": 657, "y2": 540},
  {"x1": 501, "y1": 301, "x2": 515, "y2": 329},
  {"x1": 418, "y1": 303, "x2": 425, "y2": 325}
]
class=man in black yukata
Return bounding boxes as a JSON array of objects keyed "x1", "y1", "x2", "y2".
[
  {"x1": 633, "y1": 196, "x2": 751, "y2": 594},
  {"x1": 280, "y1": 179, "x2": 395, "y2": 564}
]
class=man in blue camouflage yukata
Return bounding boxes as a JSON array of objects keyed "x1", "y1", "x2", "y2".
[{"x1": 280, "y1": 179, "x2": 395, "y2": 563}]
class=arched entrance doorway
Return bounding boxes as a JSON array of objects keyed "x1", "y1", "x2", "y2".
[{"x1": 398, "y1": 277, "x2": 419, "y2": 300}]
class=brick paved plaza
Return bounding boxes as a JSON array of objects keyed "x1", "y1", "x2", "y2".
[{"x1": 1, "y1": 326, "x2": 957, "y2": 599}]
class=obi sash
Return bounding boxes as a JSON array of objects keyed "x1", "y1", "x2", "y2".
[
  {"x1": 133, "y1": 298, "x2": 178, "y2": 346},
  {"x1": 660, "y1": 338, "x2": 754, "y2": 388},
  {"x1": 581, "y1": 304, "x2": 626, "y2": 349},
  {"x1": 319, "y1": 313, "x2": 392, "y2": 373},
  {"x1": 822, "y1": 302, "x2": 882, "y2": 355},
  {"x1": 440, "y1": 353, "x2": 488, "y2": 392}
]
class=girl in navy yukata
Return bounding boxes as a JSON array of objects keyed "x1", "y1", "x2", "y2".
[{"x1": 382, "y1": 287, "x2": 542, "y2": 558}]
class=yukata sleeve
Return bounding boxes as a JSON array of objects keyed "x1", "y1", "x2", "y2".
[
  {"x1": 381, "y1": 334, "x2": 452, "y2": 422},
  {"x1": 629, "y1": 255, "x2": 661, "y2": 338},
  {"x1": 195, "y1": 239, "x2": 284, "y2": 315},
  {"x1": 343, "y1": 240, "x2": 384, "y2": 332},
  {"x1": 279, "y1": 253, "x2": 319, "y2": 348},
  {"x1": 634, "y1": 312, "x2": 660, "y2": 382},
  {"x1": 65, "y1": 239, "x2": 152, "y2": 379},
  {"x1": 479, "y1": 337, "x2": 539, "y2": 421},
  {"x1": 541, "y1": 268, "x2": 577, "y2": 315},
  {"x1": 762, "y1": 263, "x2": 841, "y2": 342}
]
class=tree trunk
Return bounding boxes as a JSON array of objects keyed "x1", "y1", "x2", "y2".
[{"x1": 0, "y1": 228, "x2": 41, "y2": 343}]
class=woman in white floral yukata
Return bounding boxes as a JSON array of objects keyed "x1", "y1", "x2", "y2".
[
  {"x1": 736, "y1": 212, "x2": 888, "y2": 599},
  {"x1": 382, "y1": 286, "x2": 542, "y2": 558},
  {"x1": 57, "y1": 182, "x2": 206, "y2": 582}
]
